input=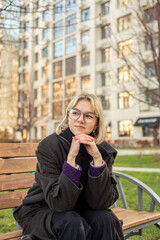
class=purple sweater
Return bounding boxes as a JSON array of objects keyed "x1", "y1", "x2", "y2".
[{"x1": 63, "y1": 161, "x2": 106, "y2": 186}]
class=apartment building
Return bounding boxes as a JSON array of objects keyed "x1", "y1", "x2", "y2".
[
  {"x1": 18, "y1": 0, "x2": 160, "y2": 146},
  {"x1": 0, "y1": 34, "x2": 18, "y2": 141}
]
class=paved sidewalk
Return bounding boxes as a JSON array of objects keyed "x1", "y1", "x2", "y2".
[
  {"x1": 113, "y1": 166, "x2": 160, "y2": 172},
  {"x1": 117, "y1": 149, "x2": 160, "y2": 156}
]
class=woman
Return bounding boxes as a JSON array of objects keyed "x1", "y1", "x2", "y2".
[{"x1": 14, "y1": 93, "x2": 124, "y2": 240}]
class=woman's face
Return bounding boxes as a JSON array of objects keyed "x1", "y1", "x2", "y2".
[{"x1": 68, "y1": 99, "x2": 98, "y2": 136}]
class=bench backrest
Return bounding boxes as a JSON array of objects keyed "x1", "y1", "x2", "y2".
[{"x1": 0, "y1": 143, "x2": 38, "y2": 210}]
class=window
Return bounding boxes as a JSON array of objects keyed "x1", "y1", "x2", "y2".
[
  {"x1": 100, "y1": 95, "x2": 111, "y2": 110},
  {"x1": 145, "y1": 88, "x2": 160, "y2": 106},
  {"x1": 43, "y1": 9, "x2": 50, "y2": 21},
  {"x1": 24, "y1": 22, "x2": 29, "y2": 31},
  {"x1": 52, "y1": 101, "x2": 63, "y2": 119},
  {"x1": 142, "y1": 127, "x2": 154, "y2": 137},
  {"x1": 41, "y1": 126, "x2": 46, "y2": 138},
  {"x1": 118, "y1": 92, "x2": 133, "y2": 109},
  {"x1": 81, "y1": 8, "x2": 90, "y2": 22},
  {"x1": 65, "y1": 77, "x2": 76, "y2": 97},
  {"x1": 102, "y1": 47, "x2": 111, "y2": 62},
  {"x1": 34, "y1": 70, "x2": 38, "y2": 81},
  {"x1": 119, "y1": 120, "x2": 133, "y2": 137},
  {"x1": 102, "y1": 25, "x2": 111, "y2": 39},
  {"x1": 43, "y1": 28, "x2": 49, "y2": 39},
  {"x1": 35, "y1": 18, "x2": 39, "y2": 27},
  {"x1": 118, "y1": 39, "x2": 132, "y2": 58},
  {"x1": 118, "y1": 0, "x2": 131, "y2": 8},
  {"x1": 34, "y1": 107, "x2": 38, "y2": 117},
  {"x1": 41, "y1": 84, "x2": 48, "y2": 98},
  {"x1": 54, "y1": 21, "x2": 63, "y2": 39},
  {"x1": 24, "y1": 38, "x2": 29, "y2": 48},
  {"x1": 118, "y1": 14, "x2": 131, "y2": 32},
  {"x1": 66, "y1": 56, "x2": 76, "y2": 76},
  {"x1": 24, "y1": 5, "x2": 30, "y2": 14},
  {"x1": 65, "y1": 35, "x2": 76, "y2": 55},
  {"x1": 34, "y1": 127, "x2": 37, "y2": 139},
  {"x1": 35, "y1": 53, "x2": 39, "y2": 63},
  {"x1": 53, "y1": 82, "x2": 63, "y2": 99},
  {"x1": 66, "y1": 0, "x2": 76, "y2": 14},
  {"x1": 54, "y1": 40, "x2": 64, "y2": 58},
  {"x1": 81, "y1": 52, "x2": 90, "y2": 66},
  {"x1": 34, "y1": 89, "x2": 37, "y2": 99},
  {"x1": 118, "y1": 65, "x2": 132, "y2": 83},
  {"x1": 41, "y1": 104, "x2": 48, "y2": 116},
  {"x1": 23, "y1": 72, "x2": 29, "y2": 83},
  {"x1": 23, "y1": 56, "x2": 28, "y2": 66},
  {"x1": 81, "y1": 75, "x2": 91, "y2": 90},
  {"x1": 54, "y1": 1, "x2": 64, "y2": 20},
  {"x1": 53, "y1": 61, "x2": 62, "y2": 79},
  {"x1": 42, "y1": 46, "x2": 48, "y2": 58},
  {"x1": 42, "y1": 64, "x2": 49, "y2": 78},
  {"x1": 101, "y1": 1, "x2": 110, "y2": 16},
  {"x1": 81, "y1": 30, "x2": 89, "y2": 45},
  {"x1": 145, "y1": 33, "x2": 159, "y2": 50},
  {"x1": 144, "y1": 7, "x2": 157, "y2": 23},
  {"x1": 66, "y1": 14, "x2": 76, "y2": 34},
  {"x1": 145, "y1": 62, "x2": 156, "y2": 78},
  {"x1": 35, "y1": 35, "x2": 39, "y2": 45},
  {"x1": 101, "y1": 71, "x2": 112, "y2": 86}
]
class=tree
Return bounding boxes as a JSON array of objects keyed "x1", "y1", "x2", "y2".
[{"x1": 108, "y1": 0, "x2": 160, "y2": 109}]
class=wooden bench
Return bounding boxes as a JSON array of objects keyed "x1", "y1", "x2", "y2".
[{"x1": 0, "y1": 143, "x2": 160, "y2": 240}]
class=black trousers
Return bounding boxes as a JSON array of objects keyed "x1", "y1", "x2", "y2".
[{"x1": 51, "y1": 209, "x2": 117, "y2": 240}]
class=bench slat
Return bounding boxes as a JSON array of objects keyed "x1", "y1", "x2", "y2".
[
  {"x1": 0, "y1": 173, "x2": 35, "y2": 191},
  {"x1": 0, "y1": 230, "x2": 22, "y2": 240},
  {"x1": 0, "y1": 157, "x2": 37, "y2": 174},
  {"x1": 0, "y1": 143, "x2": 37, "y2": 158},
  {"x1": 0, "y1": 191, "x2": 28, "y2": 210},
  {"x1": 112, "y1": 207, "x2": 160, "y2": 230}
]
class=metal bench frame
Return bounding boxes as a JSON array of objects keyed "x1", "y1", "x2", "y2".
[{"x1": 113, "y1": 171, "x2": 160, "y2": 239}]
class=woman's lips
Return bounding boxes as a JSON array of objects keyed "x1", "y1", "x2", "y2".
[{"x1": 75, "y1": 125, "x2": 85, "y2": 129}]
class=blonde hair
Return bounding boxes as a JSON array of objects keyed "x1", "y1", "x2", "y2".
[{"x1": 56, "y1": 93, "x2": 106, "y2": 144}]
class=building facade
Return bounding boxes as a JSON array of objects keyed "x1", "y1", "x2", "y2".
[{"x1": 18, "y1": 0, "x2": 160, "y2": 146}]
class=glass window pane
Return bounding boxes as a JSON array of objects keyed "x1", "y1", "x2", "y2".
[
  {"x1": 54, "y1": 40, "x2": 64, "y2": 58},
  {"x1": 65, "y1": 77, "x2": 76, "y2": 97},
  {"x1": 66, "y1": 0, "x2": 76, "y2": 14},
  {"x1": 53, "y1": 61, "x2": 63, "y2": 79},
  {"x1": 66, "y1": 56, "x2": 76, "y2": 75},
  {"x1": 65, "y1": 35, "x2": 76, "y2": 55},
  {"x1": 54, "y1": 1, "x2": 64, "y2": 20},
  {"x1": 52, "y1": 101, "x2": 63, "y2": 119},
  {"x1": 54, "y1": 20, "x2": 63, "y2": 39},
  {"x1": 81, "y1": 30, "x2": 89, "y2": 45},
  {"x1": 81, "y1": 8, "x2": 90, "y2": 21},
  {"x1": 81, "y1": 75, "x2": 91, "y2": 90},
  {"x1": 66, "y1": 14, "x2": 76, "y2": 34},
  {"x1": 118, "y1": 120, "x2": 133, "y2": 137},
  {"x1": 53, "y1": 82, "x2": 63, "y2": 99}
]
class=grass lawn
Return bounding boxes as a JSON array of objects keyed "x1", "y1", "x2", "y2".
[
  {"x1": 0, "y1": 154, "x2": 160, "y2": 239},
  {"x1": 114, "y1": 154, "x2": 160, "y2": 168}
]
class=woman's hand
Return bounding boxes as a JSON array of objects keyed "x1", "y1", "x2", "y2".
[
  {"x1": 67, "y1": 137, "x2": 81, "y2": 167},
  {"x1": 73, "y1": 134, "x2": 103, "y2": 166}
]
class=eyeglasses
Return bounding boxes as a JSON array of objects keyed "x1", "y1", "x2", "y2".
[{"x1": 68, "y1": 108, "x2": 99, "y2": 122}]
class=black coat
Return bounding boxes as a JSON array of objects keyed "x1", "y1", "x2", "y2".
[{"x1": 13, "y1": 132, "x2": 124, "y2": 240}]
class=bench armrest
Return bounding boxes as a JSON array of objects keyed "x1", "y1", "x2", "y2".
[{"x1": 113, "y1": 171, "x2": 160, "y2": 211}]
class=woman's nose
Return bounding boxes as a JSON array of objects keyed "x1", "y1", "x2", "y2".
[{"x1": 77, "y1": 113, "x2": 85, "y2": 122}]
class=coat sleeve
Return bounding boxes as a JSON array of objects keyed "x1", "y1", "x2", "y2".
[
  {"x1": 35, "y1": 138, "x2": 83, "y2": 212},
  {"x1": 85, "y1": 153, "x2": 119, "y2": 210}
]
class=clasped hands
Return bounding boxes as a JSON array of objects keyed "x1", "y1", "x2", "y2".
[{"x1": 67, "y1": 134, "x2": 103, "y2": 167}]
